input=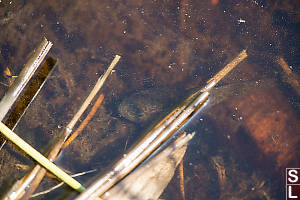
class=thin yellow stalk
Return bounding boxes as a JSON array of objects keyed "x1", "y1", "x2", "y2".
[{"x1": 0, "y1": 122, "x2": 85, "y2": 192}]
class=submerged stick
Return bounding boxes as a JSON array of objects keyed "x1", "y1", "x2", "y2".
[
  {"x1": 63, "y1": 93, "x2": 105, "y2": 147},
  {"x1": 0, "y1": 38, "x2": 52, "y2": 121},
  {"x1": 277, "y1": 57, "x2": 300, "y2": 96},
  {"x1": 4, "y1": 56, "x2": 120, "y2": 200},
  {"x1": 202, "y1": 49, "x2": 248, "y2": 92},
  {"x1": 179, "y1": 159, "x2": 185, "y2": 200},
  {"x1": 67, "y1": 55, "x2": 120, "y2": 130},
  {"x1": 75, "y1": 50, "x2": 247, "y2": 200}
]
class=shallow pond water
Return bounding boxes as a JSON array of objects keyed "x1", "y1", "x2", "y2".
[{"x1": 0, "y1": 0, "x2": 299, "y2": 199}]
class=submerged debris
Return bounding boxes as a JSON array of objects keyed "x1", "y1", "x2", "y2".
[{"x1": 103, "y1": 132, "x2": 194, "y2": 200}]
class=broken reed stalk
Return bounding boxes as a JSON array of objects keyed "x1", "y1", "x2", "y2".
[
  {"x1": 67, "y1": 55, "x2": 120, "y2": 130},
  {"x1": 277, "y1": 56, "x2": 300, "y2": 96},
  {"x1": 63, "y1": 93, "x2": 104, "y2": 147},
  {"x1": 75, "y1": 50, "x2": 248, "y2": 200},
  {"x1": 4, "y1": 55, "x2": 120, "y2": 200},
  {"x1": 0, "y1": 37, "x2": 52, "y2": 121},
  {"x1": 1, "y1": 58, "x2": 57, "y2": 151},
  {"x1": 203, "y1": 49, "x2": 248, "y2": 92},
  {"x1": 5, "y1": 58, "x2": 57, "y2": 130}
]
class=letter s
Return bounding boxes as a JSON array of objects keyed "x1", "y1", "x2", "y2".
[{"x1": 288, "y1": 170, "x2": 298, "y2": 183}]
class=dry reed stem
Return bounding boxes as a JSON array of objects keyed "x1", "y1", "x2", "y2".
[
  {"x1": 277, "y1": 57, "x2": 300, "y2": 96},
  {"x1": 0, "y1": 38, "x2": 52, "y2": 120},
  {"x1": 278, "y1": 57, "x2": 292, "y2": 76},
  {"x1": 207, "y1": 50, "x2": 247, "y2": 85},
  {"x1": 63, "y1": 93, "x2": 104, "y2": 147},
  {"x1": 67, "y1": 55, "x2": 120, "y2": 130}
]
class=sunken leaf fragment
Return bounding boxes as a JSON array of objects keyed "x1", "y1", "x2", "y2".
[{"x1": 103, "y1": 132, "x2": 195, "y2": 200}]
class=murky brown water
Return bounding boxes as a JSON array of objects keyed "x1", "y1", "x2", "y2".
[{"x1": 0, "y1": 0, "x2": 299, "y2": 199}]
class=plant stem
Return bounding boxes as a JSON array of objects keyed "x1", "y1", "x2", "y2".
[{"x1": 0, "y1": 38, "x2": 52, "y2": 121}]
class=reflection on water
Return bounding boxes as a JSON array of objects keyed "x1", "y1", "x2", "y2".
[{"x1": 0, "y1": 0, "x2": 299, "y2": 199}]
